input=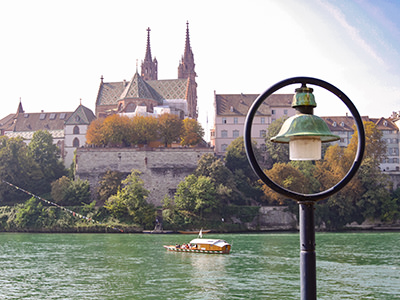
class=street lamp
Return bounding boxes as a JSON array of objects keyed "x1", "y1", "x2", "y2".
[{"x1": 244, "y1": 77, "x2": 365, "y2": 300}]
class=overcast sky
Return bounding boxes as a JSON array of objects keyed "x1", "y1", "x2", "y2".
[{"x1": 1, "y1": 0, "x2": 399, "y2": 139}]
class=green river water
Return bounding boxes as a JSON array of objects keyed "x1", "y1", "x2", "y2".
[{"x1": 0, "y1": 232, "x2": 399, "y2": 299}]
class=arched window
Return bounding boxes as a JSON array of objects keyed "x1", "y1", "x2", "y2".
[
  {"x1": 73, "y1": 138, "x2": 80, "y2": 148},
  {"x1": 73, "y1": 126, "x2": 80, "y2": 134}
]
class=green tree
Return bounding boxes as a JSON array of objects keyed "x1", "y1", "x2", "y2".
[
  {"x1": 0, "y1": 136, "x2": 43, "y2": 203},
  {"x1": 28, "y1": 130, "x2": 66, "y2": 193},
  {"x1": 97, "y1": 170, "x2": 124, "y2": 205},
  {"x1": 174, "y1": 174, "x2": 218, "y2": 219},
  {"x1": 180, "y1": 118, "x2": 204, "y2": 146},
  {"x1": 104, "y1": 170, "x2": 155, "y2": 227},
  {"x1": 224, "y1": 137, "x2": 264, "y2": 203},
  {"x1": 51, "y1": 176, "x2": 91, "y2": 206},
  {"x1": 14, "y1": 197, "x2": 44, "y2": 229},
  {"x1": 265, "y1": 117, "x2": 290, "y2": 165},
  {"x1": 158, "y1": 114, "x2": 183, "y2": 147}
]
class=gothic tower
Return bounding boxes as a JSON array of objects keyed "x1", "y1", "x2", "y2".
[
  {"x1": 178, "y1": 21, "x2": 198, "y2": 119},
  {"x1": 141, "y1": 27, "x2": 158, "y2": 81}
]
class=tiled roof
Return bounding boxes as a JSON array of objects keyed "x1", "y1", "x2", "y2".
[
  {"x1": 119, "y1": 73, "x2": 163, "y2": 104},
  {"x1": 0, "y1": 114, "x2": 15, "y2": 132},
  {"x1": 147, "y1": 79, "x2": 189, "y2": 100},
  {"x1": 215, "y1": 93, "x2": 293, "y2": 116},
  {"x1": 8, "y1": 111, "x2": 73, "y2": 132},
  {"x1": 96, "y1": 81, "x2": 126, "y2": 106},
  {"x1": 6, "y1": 129, "x2": 64, "y2": 140},
  {"x1": 96, "y1": 74, "x2": 189, "y2": 107},
  {"x1": 322, "y1": 116, "x2": 356, "y2": 132},
  {"x1": 322, "y1": 116, "x2": 399, "y2": 132},
  {"x1": 65, "y1": 105, "x2": 96, "y2": 125}
]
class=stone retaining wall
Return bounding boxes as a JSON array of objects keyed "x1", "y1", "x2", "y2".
[{"x1": 75, "y1": 147, "x2": 214, "y2": 206}]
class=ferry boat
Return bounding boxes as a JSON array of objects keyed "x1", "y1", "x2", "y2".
[{"x1": 163, "y1": 238, "x2": 231, "y2": 254}]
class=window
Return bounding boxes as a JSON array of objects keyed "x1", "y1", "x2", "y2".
[
  {"x1": 49, "y1": 113, "x2": 56, "y2": 120},
  {"x1": 261, "y1": 143, "x2": 266, "y2": 151},
  {"x1": 260, "y1": 117, "x2": 265, "y2": 124},
  {"x1": 284, "y1": 109, "x2": 288, "y2": 115},
  {"x1": 272, "y1": 110, "x2": 276, "y2": 115},
  {"x1": 73, "y1": 126, "x2": 80, "y2": 134},
  {"x1": 60, "y1": 113, "x2": 66, "y2": 119},
  {"x1": 260, "y1": 130, "x2": 266, "y2": 138},
  {"x1": 40, "y1": 113, "x2": 46, "y2": 120},
  {"x1": 233, "y1": 130, "x2": 239, "y2": 138},
  {"x1": 222, "y1": 117, "x2": 227, "y2": 124},
  {"x1": 233, "y1": 117, "x2": 238, "y2": 124},
  {"x1": 221, "y1": 144, "x2": 228, "y2": 152},
  {"x1": 221, "y1": 130, "x2": 228, "y2": 138},
  {"x1": 73, "y1": 138, "x2": 80, "y2": 148}
]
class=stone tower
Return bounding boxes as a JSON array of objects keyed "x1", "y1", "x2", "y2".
[{"x1": 178, "y1": 21, "x2": 198, "y2": 119}]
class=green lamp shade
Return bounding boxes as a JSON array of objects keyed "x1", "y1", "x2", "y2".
[{"x1": 271, "y1": 114, "x2": 340, "y2": 160}]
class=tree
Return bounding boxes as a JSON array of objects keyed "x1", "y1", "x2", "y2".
[
  {"x1": 131, "y1": 116, "x2": 159, "y2": 145},
  {"x1": 101, "y1": 115, "x2": 132, "y2": 147},
  {"x1": 174, "y1": 174, "x2": 218, "y2": 218},
  {"x1": 347, "y1": 121, "x2": 386, "y2": 162},
  {"x1": 28, "y1": 130, "x2": 66, "y2": 193},
  {"x1": 181, "y1": 118, "x2": 204, "y2": 146},
  {"x1": 262, "y1": 162, "x2": 311, "y2": 205},
  {"x1": 224, "y1": 137, "x2": 264, "y2": 203},
  {"x1": 224, "y1": 136, "x2": 260, "y2": 179},
  {"x1": 14, "y1": 197, "x2": 45, "y2": 229},
  {"x1": 158, "y1": 114, "x2": 183, "y2": 147},
  {"x1": 265, "y1": 117, "x2": 290, "y2": 165},
  {"x1": 0, "y1": 136, "x2": 43, "y2": 203},
  {"x1": 104, "y1": 170, "x2": 155, "y2": 227},
  {"x1": 97, "y1": 170, "x2": 124, "y2": 205},
  {"x1": 86, "y1": 118, "x2": 105, "y2": 146},
  {"x1": 313, "y1": 121, "x2": 390, "y2": 229},
  {"x1": 195, "y1": 154, "x2": 242, "y2": 205},
  {"x1": 51, "y1": 176, "x2": 91, "y2": 206}
]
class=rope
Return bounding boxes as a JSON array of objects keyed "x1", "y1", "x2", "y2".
[{"x1": 1, "y1": 179, "x2": 123, "y2": 232}]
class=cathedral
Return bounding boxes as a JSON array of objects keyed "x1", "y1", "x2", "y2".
[{"x1": 95, "y1": 22, "x2": 198, "y2": 120}]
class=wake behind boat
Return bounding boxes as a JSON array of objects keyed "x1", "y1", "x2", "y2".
[{"x1": 163, "y1": 238, "x2": 231, "y2": 254}]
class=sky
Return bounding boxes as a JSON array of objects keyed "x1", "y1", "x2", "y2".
[{"x1": 1, "y1": 0, "x2": 399, "y2": 140}]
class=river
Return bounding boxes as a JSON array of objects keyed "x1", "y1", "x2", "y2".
[{"x1": 0, "y1": 232, "x2": 399, "y2": 299}]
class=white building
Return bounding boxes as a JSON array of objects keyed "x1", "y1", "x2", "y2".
[{"x1": 210, "y1": 92, "x2": 296, "y2": 156}]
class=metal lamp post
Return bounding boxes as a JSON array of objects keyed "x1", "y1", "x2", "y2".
[{"x1": 244, "y1": 77, "x2": 365, "y2": 300}]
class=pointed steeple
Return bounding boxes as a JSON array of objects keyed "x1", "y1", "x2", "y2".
[
  {"x1": 178, "y1": 21, "x2": 198, "y2": 119},
  {"x1": 178, "y1": 21, "x2": 196, "y2": 80},
  {"x1": 141, "y1": 27, "x2": 158, "y2": 81},
  {"x1": 16, "y1": 98, "x2": 24, "y2": 114}
]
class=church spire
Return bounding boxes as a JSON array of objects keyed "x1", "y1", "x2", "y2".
[
  {"x1": 16, "y1": 98, "x2": 24, "y2": 114},
  {"x1": 141, "y1": 27, "x2": 158, "y2": 81},
  {"x1": 178, "y1": 21, "x2": 196, "y2": 80},
  {"x1": 178, "y1": 21, "x2": 198, "y2": 119}
]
